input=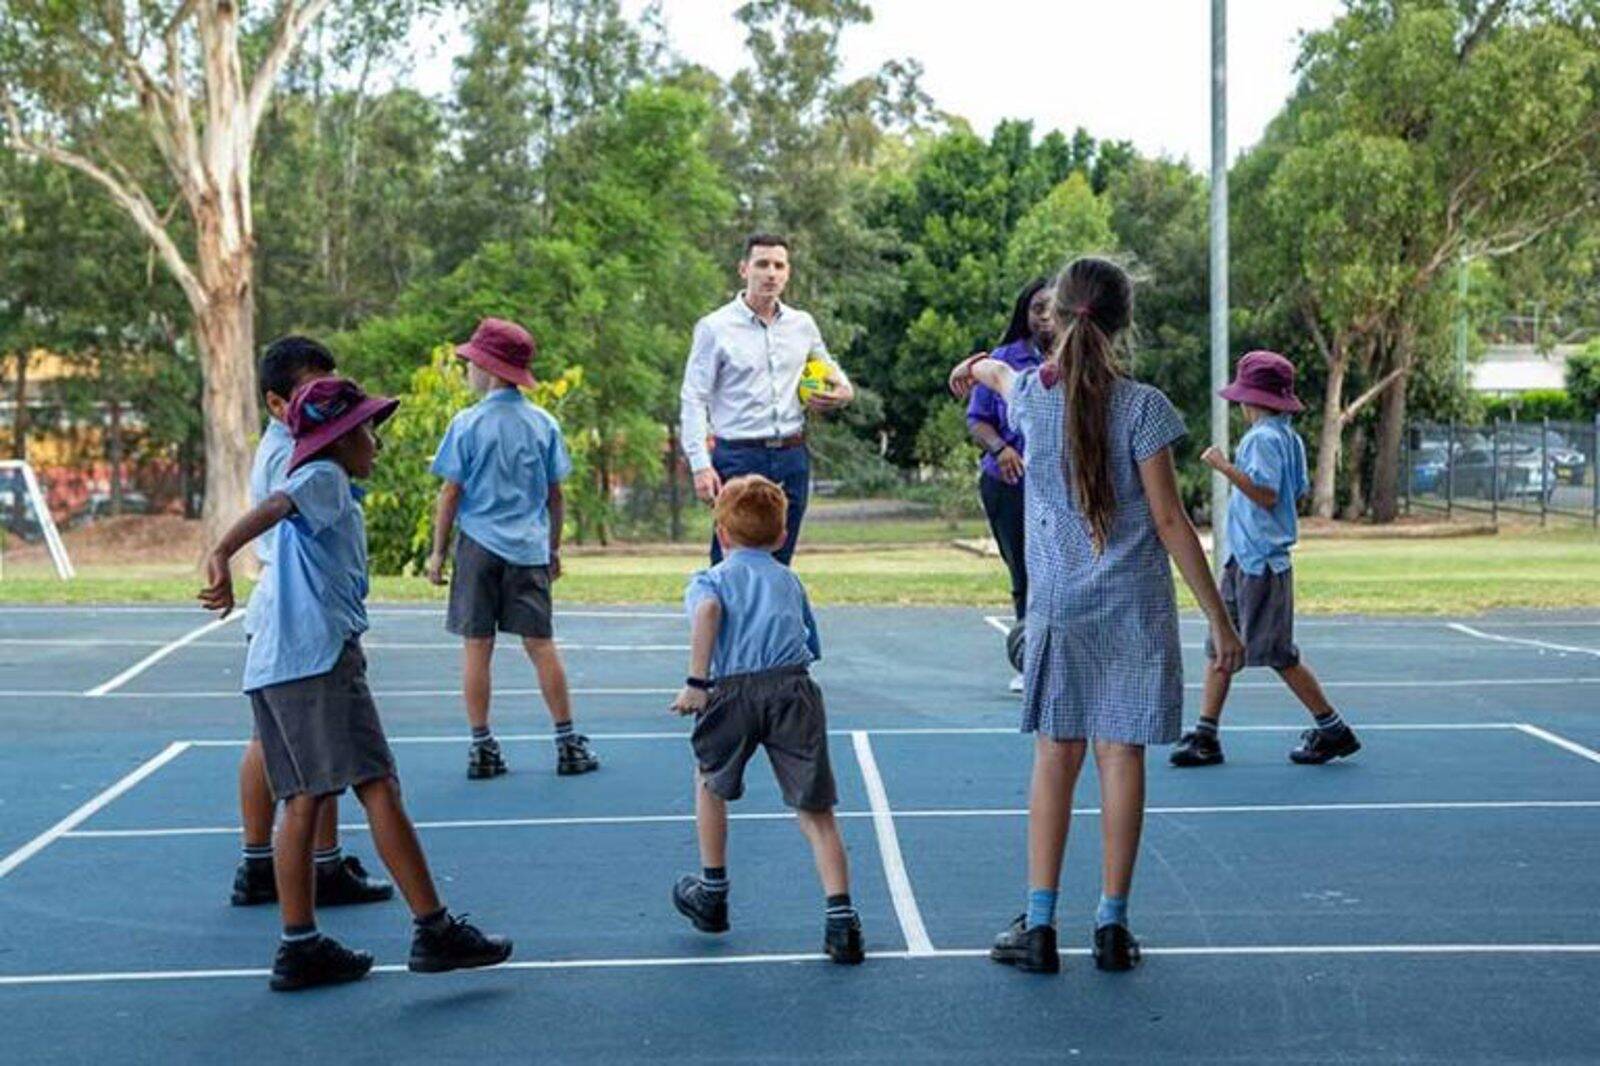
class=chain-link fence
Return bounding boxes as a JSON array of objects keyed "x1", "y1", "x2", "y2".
[{"x1": 1405, "y1": 417, "x2": 1600, "y2": 526}]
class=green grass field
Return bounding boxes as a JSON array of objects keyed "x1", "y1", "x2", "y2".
[{"x1": 3, "y1": 527, "x2": 1597, "y2": 614}]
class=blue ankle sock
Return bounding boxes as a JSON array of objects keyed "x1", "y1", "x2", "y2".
[
  {"x1": 1025, "y1": 888, "x2": 1058, "y2": 930},
  {"x1": 1096, "y1": 894, "x2": 1129, "y2": 930}
]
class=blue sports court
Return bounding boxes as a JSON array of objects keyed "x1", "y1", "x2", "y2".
[{"x1": 1, "y1": 603, "x2": 1598, "y2": 1062}]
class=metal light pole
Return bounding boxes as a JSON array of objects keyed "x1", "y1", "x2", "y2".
[{"x1": 1209, "y1": 0, "x2": 1230, "y2": 573}]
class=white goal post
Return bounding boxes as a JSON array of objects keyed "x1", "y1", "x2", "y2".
[{"x1": 0, "y1": 460, "x2": 75, "y2": 580}]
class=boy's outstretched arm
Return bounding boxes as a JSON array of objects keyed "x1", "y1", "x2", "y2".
[
  {"x1": 671, "y1": 598, "x2": 721, "y2": 716},
  {"x1": 426, "y1": 481, "x2": 463, "y2": 585},
  {"x1": 198, "y1": 492, "x2": 296, "y2": 617},
  {"x1": 1201, "y1": 446, "x2": 1278, "y2": 510}
]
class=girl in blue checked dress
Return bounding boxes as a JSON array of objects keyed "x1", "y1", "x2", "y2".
[{"x1": 949, "y1": 257, "x2": 1245, "y2": 974}]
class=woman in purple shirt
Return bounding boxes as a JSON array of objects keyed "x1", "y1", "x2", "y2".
[{"x1": 968, "y1": 278, "x2": 1054, "y2": 690}]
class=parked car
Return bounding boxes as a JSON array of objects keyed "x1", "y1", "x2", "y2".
[
  {"x1": 1410, "y1": 446, "x2": 1449, "y2": 493},
  {"x1": 1451, "y1": 447, "x2": 1556, "y2": 502},
  {"x1": 1502, "y1": 427, "x2": 1588, "y2": 485}
]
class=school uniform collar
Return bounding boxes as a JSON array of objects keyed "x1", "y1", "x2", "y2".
[
  {"x1": 728, "y1": 547, "x2": 779, "y2": 564},
  {"x1": 482, "y1": 387, "x2": 525, "y2": 404}
]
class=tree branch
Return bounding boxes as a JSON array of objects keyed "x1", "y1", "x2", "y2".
[
  {"x1": 1458, "y1": 0, "x2": 1511, "y2": 63},
  {"x1": 246, "y1": 0, "x2": 336, "y2": 137},
  {"x1": 4, "y1": 102, "x2": 206, "y2": 314},
  {"x1": 1341, "y1": 365, "x2": 1406, "y2": 426}
]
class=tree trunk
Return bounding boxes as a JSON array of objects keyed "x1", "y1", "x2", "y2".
[
  {"x1": 195, "y1": 287, "x2": 260, "y2": 553},
  {"x1": 1340, "y1": 424, "x2": 1366, "y2": 522},
  {"x1": 1311, "y1": 357, "x2": 1348, "y2": 519},
  {"x1": 108, "y1": 396, "x2": 125, "y2": 516},
  {"x1": 666, "y1": 422, "x2": 683, "y2": 542},
  {"x1": 1371, "y1": 371, "x2": 1410, "y2": 523}
]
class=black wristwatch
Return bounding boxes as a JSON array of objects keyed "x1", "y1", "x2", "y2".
[
  {"x1": 685, "y1": 676, "x2": 715, "y2": 691},
  {"x1": 986, "y1": 439, "x2": 1008, "y2": 457}
]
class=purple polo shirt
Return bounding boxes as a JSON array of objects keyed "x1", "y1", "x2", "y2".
[{"x1": 967, "y1": 338, "x2": 1045, "y2": 482}]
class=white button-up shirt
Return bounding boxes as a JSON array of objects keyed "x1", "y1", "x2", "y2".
[{"x1": 678, "y1": 296, "x2": 843, "y2": 472}]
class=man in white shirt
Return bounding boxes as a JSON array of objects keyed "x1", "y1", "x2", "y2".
[{"x1": 679, "y1": 234, "x2": 854, "y2": 564}]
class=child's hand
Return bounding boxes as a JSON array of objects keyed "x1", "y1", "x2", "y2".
[
  {"x1": 948, "y1": 354, "x2": 987, "y2": 399},
  {"x1": 996, "y1": 446, "x2": 1025, "y2": 484},
  {"x1": 425, "y1": 551, "x2": 446, "y2": 586},
  {"x1": 197, "y1": 550, "x2": 235, "y2": 617},
  {"x1": 1201, "y1": 446, "x2": 1228, "y2": 472},
  {"x1": 670, "y1": 686, "x2": 708, "y2": 716},
  {"x1": 1209, "y1": 621, "x2": 1245, "y2": 675},
  {"x1": 548, "y1": 550, "x2": 562, "y2": 581}
]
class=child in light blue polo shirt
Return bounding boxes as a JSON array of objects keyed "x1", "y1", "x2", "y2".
[
  {"x1": 231, "y1": 337, "x2": 389, "y2": 911},
  {"x1": 667, "y1": 474, "x2": 863, "y2": 965},
  {"x1": 426, "y1": 317, "x2": 598, "y2": 780},
  {"x1": 201, "y1": 375, "x2": 512, "y2": 992},
  {"x1": 1174, "y1": 350, "x2": 1362, "y2": 768}
]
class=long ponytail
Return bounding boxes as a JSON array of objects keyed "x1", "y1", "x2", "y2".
[{"x1": 1050, "y1": 258, "x2": 1132, "y2": 554}]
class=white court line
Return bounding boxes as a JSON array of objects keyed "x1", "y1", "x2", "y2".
[
  {"x1": 1447, "y1": 623, "x2": 1600, "y2": 658},
  {"x1": 172, "y1": 721, "x2": 1524, "y2": 750},
  {"x1": 0, "y1": 605, "x2": 682, "y2": 619},
  {"x1": 1514, "y1": 723, "x2": 1600, "y2": 766},
  {"x1": 62, "y1": 798, "x2": 1600, "y2": 840},
  {"x1": 851, "y1": 731, "x2": 935, "y2": 957},
  {"x1": 989, "y1": 614, "x2": 1552, "y2": 652},
  {"x1": 4, "y1": 943, "x2": 1599, "y2": 987},
  {"x1": 82, "y1": 614, "x2": 242, "y2": 697},
  {"x1": 0, "y1": 742, "x2": 191, "y2": 879},
  {"x1": 0, "y1": 639, "x2": 688, "y2": 651},
  {"x1": 7, "y1": 674, "x2": 1598, "y2": 701}
]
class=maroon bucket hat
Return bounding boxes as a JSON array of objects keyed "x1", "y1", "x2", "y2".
[
  {"x1": 1219, "y1": 350, "x2": 1303, "y2": 413},
  {"x1": 285, "y1": 377, "x2": 400, "y2": 474},
  {"x1": 456, "y1": 317, "x2": 536, "y2": 389}
]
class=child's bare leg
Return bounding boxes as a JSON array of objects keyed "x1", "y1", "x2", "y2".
[
  {"x1": 461, "y1": 637, "x2": 495, "y2": 731},
  {"x1": 354, "y1": 777, "x2": 442, "y2": 918},
  {"x1": 1276, "y1": 661, "x2": 1337, "y2": 719},
  {"x1": 521, "y1": 636, "x2": 572, "y2": 725},
  {"x1": 695, "y1": 771, "x2": 728, "y2": 869},
  {"x1": 795, "y1": 808, "x2": 850, "y2": 897},
  {"x1": 313, "y1": 797, "x2": 339, "y2": 852},
  {"x1": 239, "y1": 740, "x2": 276, "y2": 848},
  {"x1": 273, "y1": 793, "x2": 328, "y2": 928},
  {"x1": 1092, "y1": 741, "x2": 1146, "y2": 903},
  {"x1": 1201, "y1": 659, "x2": 1233, "y2": 722},
  {"x1": 1027, "y1": 736, "x2": 1087, "y2": 893}
]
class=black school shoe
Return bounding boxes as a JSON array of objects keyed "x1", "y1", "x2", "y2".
[
  {"x1": 825, "y1": 914, "x2": 865, "y2": 965},
  {"x1": 316, "y1": 855, "x2": 395, "y2": 906},
  {"x1": 408, "y1": 913, "x2": 514, "y2": 973},
  {"x1": 989, "y1": 915, "x2": 1060, "y2": 974},
  {"x1": 1289, "y1": 724, "x2": 1362, "y2": 765},
  {"x1": 270, "y1": 934, "x2": 375, "y2": 992},
  {"x1": 672, "y1": 875, "x2": 730, "y2": 933},
  {"x1": 557, "y1": 734, "x2": 600, "y2": 776},
  {"x1": 1170, "y1": 730, "x2": 1225, "y2": 768},
  {"x1": 467, "y1": 742, "x2": 508, "y2": 780},
  {"x1": 231, "y1": 859, "x2": 277, "y2": 906},
  {"x1": 1092, "y1": 923, "x2": 1141, "y2": 972}
]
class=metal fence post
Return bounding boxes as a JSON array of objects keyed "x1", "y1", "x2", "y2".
[
  {"x1": 1540, "y1": 416, "x2": 1549, "y2": 528},
  {"x1": 1403, "y1": 421, "x2": 1412, "y2": 516},
  {"x1": 1490, "y1": 418, "x2": 1499, "y2": 526},
  {"x1": 1446, "y1": 420, "x2": 1455, "y2": 520},
  {"x1": 1593, "y1": 412, "x2": 1599, "y2": 530}
]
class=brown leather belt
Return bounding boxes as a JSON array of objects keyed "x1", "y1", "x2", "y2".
[{"x1": 715, "y1": 433, "x2": 806, "y2": 450}]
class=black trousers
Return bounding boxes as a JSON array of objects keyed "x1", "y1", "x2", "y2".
[{"x1": 978, "y1": 473, "x2": 1027, "y2": 620}]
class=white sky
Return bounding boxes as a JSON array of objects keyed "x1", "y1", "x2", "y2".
[{"x1": 408, "y1": 0, "x2": 1346, "y2": 164}]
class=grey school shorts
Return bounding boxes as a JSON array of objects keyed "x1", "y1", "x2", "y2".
[
  {"x1": 1205, "y1": 561, "x2": 1301, "y2": 670},
  {"x1": 446, "y1": 532, "x2": 554, "y2": 639},
  {"x1": 248, "y1": 641, "x2": 397, "y2": 800},
  {"x1": 691, "y1": 665, "x2": 837, "y2": 811}
]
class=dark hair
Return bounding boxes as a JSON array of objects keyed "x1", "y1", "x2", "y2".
[
  {"x1": 259, "y1": 335, "x2": 336, "y2": 403},
  {"x1": 997, "y1": 277, "x2": 1052, "y2": 348},
  {"x1": 742, "y1": 233, "x2": 791, "y2": 260},
  {"x1": 1050, "y1": 257, "x2": 1132, "y2": 553}
]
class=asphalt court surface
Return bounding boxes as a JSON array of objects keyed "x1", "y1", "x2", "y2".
[{"x1": 1, "y1": 603, "x2": 1598, "y2": 1062}]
